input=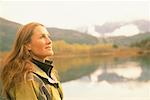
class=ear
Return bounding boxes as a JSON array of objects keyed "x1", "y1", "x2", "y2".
[{"x1": 25, "y1": 43, "x2": 31, "y2": 51}]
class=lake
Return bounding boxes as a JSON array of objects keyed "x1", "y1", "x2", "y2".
[
  {"x1": 0, "y1": 55, "x2": 149, "y2": 100},
  {"x1": 53, "y1": 55, "x2": 150, "y2": 100}
]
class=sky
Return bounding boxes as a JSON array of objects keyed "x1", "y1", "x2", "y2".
[{"x1": 0, "y1": 0, "x2": 150, "y2": 30}]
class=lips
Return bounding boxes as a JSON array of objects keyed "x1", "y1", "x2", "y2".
[{"x1": 45, "y1": 46, "x2": 52, "y2": 49}]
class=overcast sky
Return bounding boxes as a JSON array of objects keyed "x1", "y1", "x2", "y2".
[{"x1": 0, "y1": 0, "x2": 150, "y2": 29}]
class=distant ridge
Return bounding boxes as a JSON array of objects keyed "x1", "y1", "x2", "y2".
[{"x1": 0, "y1": 17, "x2": 99, "y2": 51}]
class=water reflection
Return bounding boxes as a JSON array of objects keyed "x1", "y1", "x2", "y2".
[
  {"x1": 54, "y1": 55, "x2": 150, "y2": 82},
  {"x1": 54, "y1": 55, "x2": 150, "y2": 100},
  {"x1": 53, "y1": 56, "x2": 100, "y2": 82},
  {"x1": 63, "y1": 80, "x2": 150, "y2": 100},
  {"x1": 82, "y1": 61, "x2": 143, "y2": 83}
]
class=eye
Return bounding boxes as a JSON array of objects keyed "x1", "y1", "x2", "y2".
[{"x1": 40, "y1": 34, "x2": 46, "y2": 38}]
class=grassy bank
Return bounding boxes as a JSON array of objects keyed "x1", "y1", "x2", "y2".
[{"x1": 0, "y1": 40, "x2": 148, "y2": 59}]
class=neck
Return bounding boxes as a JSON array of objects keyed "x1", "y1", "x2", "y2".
[{"x1": 32, "y1": 55, "x2": 46, "y2": 63}]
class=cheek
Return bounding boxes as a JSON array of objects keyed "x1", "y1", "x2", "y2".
[{"x1": 31, "y1": 41, "x2": 45, "y2": 53}]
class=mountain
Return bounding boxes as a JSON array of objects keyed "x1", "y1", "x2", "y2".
[
  {"x1": 103, "y1": 32, "x2": 150, "y2": 46},
  {"x1": 130, "y1": 37, "x2": 150, "y2": 49},
  {"x1": 77, "y1": 20, "x2": 150, "y2": 37},
  {"x1": 0, "y1": 17, "x2": 149, "y2": 51},
  {"x1": 132, "y1": 20, "x2": 150, "y2": 33},
  {"x1": 95, "y1": 22, "x2": 124, "y2": 34},
  {"x1": 47, "y1": 28, "x2": 98, "y2": 44},
  {"x1": 0, "y1": 17, "x2": 99, "y2": 51},
  {"x1": 0, "y1": 17, "x2": 22, "y2": 51}
]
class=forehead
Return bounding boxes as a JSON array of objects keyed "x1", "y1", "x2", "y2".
[{"x1": 33, "y1": 25, "x2": 49, "y2": 35}]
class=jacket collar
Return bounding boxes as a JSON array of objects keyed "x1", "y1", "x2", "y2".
[
  {"x1": 31, "y1": 58, "x2": 53, "y2": 77},
  {"x1": 31, "y1": 58, "x2": 58, "y2": 84}
]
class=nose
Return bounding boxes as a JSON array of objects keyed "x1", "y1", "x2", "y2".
[{"x1": 46, "y1": 36, "x2": 52, "y2": 44}]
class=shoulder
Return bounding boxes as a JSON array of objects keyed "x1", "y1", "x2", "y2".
[
  {"x1": 26, "y1": 72, "x2": 45, "y2": 86},
  {"x1": 24, "y1": 61, "x2": 42, "y2": 82}
]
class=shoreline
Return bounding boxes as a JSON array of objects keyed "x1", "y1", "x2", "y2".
[{"x1": 0, "y1": 48, "x2": 150, "y2": 59}]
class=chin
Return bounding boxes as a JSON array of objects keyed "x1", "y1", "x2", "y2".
[{"x1": 48, "y1": 51, "x2": 54, "y2": 56}]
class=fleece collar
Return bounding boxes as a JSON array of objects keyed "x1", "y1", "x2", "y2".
[
  {"x1": 31, "y1": 58, "x2": 58, "y2": 85},
  {"x1": 31, "y1": 58, "x2": 53, "y2": 77}
]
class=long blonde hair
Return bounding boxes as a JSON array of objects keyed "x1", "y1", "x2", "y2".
[{"x1": 1, "y1": 22, "x2": 44, "y2": 93}]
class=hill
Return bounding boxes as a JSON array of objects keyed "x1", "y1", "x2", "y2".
[
  {"x1": 105, "y1": 32, "x2": 150, "y2": 46},
  {"x1": 0, "y1": 17, "x2": 21, "y2": 51},
  {"x1": 130, "y1": 37, "x2": 150, "y2": 49},
  {"x1": 0, "y1": 17, "x2": 99, "y2": 51},
  {"x1": 47, "y1": 28, "x2": 98, "y2": 44},
  {"x1": 0, "y1": 17, "x2": 149, "y2": 52}
]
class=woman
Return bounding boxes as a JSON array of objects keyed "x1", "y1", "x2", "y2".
[{"x1": 1, "y1": 22, "x2": 63, "y2": 100}]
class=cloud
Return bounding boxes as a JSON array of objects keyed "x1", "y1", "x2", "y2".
[
  {"x1": 87, "y1": 25, "x2": 101, "y2": 37},
  {"x1": 108, "y1": 24, "x2": 140, "y2": 36},
  {"x1": 76, "y1": 24, "x2": 101, "y2": 37}
]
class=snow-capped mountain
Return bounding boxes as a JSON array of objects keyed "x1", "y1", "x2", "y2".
[{"x1": 76, "y1": 20, "x2": 150, "y2": 37}]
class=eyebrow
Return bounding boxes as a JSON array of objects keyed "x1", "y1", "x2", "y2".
[
  {"x1": 41, "y1": 32, "x2": 50, "y2": 35},
  {"x1": 40, "y1": 33, "x2": 51, "y2": 37}
]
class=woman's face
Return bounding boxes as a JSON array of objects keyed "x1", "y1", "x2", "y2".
[{"x1": 27, "y1": 25, "x2": 54, "y2": 59}]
